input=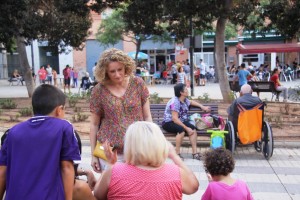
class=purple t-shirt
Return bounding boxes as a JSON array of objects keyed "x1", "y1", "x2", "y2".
[
  {"x1": 163, "y1": 97, "x2": 190, "y2": 123},
  {"x1": 201, "y1": 180, "x2": 254, "y2": 200},
  {"x1": 0, "y1": 116, "x2": 81, "y2": 200}
]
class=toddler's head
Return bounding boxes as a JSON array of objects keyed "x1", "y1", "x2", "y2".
[{"x1": 203, "y1": 148, "x2": 235, "y2": 177}]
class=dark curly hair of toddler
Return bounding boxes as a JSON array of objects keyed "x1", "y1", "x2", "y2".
[{"x1": 203, "y1": 148, "x2": 235, "y2": 176}]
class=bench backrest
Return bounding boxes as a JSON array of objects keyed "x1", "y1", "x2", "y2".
[
  {"x1": 248, "y1": 81, "x2": 276, "y2": 92},
  {"x1": 150, "y1": 104, "x2": 218, "y2": 127},
  {"x1": 228, "y1": 81, "x2": 240, "y2": 92},
  {"x1": 229, "y1": 81, "x2": 276, "y2": 93}
]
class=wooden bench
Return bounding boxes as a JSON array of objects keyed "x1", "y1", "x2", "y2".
[
  {"x1": 228, "y1": 81, "x2": 281, "y2": 101},
  {"x1": 150, "y1": 103, "x2": 218, "y2": 137},
  {"x1": 8, "y1": 78, "x2": 22, "y2": 86}
]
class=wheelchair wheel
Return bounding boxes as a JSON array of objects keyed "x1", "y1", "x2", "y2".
[
  {"x1": 262, "y1": 121, "x2": 274, "y2": 160},
  {"x1": 254, "y1": 141, "x2": 262, "y2": 152},
  {"x1": 224, "y1": 121, "x2": 235, "y2": 153}
]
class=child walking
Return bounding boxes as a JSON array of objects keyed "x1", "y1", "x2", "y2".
[
  {"x1": 0, "y1": 84, "x2": 81, "y2": 199},
  {"x1": 202, "y1": 148, "x2": 254, "y2": 200}
]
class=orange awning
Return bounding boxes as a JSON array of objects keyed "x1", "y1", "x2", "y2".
[{"x1": 236, "y1": 43, "x2": 300, "y2": 54}]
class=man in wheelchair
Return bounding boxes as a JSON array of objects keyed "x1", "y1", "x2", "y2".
[{"x1": 227, "y1": 84, "x2": 262, "y2": 133}]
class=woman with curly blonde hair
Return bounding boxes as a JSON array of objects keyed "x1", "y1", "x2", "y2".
[{"x1": 90, "y1": 48, "x2": 152, "y2": 173}]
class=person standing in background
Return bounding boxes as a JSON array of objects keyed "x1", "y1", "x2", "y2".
[
  {"x1": 38, "y1": 66, "x2": 47, "y2": 84},
  {"x1": 198, "y1": 59, "x2": 206, "y2": 86},
  {"x1": 183, "y1": 61, "x2": 191, "y2": 87},
  {"x1": 46, "y1": 64, "x2": 53, "y2": 85},
  {"x1": 63, "y1": 65, "x2": 71, "y2": 93},
  {"x1": 73, "y1": 69, "x2": 78, "y2": 88},
  {"x1": 233, "y1": 63, "x2": 252, "y2": 90},
  {"x1": 177, "y1": 66, "x2": 186, "y2": 84},
  {"x1": 52, "y1": 69, "x2": 58, "y2": 87}
]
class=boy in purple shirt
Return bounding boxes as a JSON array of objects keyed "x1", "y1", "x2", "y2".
[{"x1": 0, "y1": 84, "x2": 81, "y2": 200}]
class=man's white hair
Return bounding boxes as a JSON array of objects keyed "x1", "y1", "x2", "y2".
[{"x1": 240, "y1": 84, "x2": 252, "y2": 94}]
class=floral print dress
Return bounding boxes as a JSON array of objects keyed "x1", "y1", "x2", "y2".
[{"x1": 90, "y1": 76, "x2": 149, "y2": 150}]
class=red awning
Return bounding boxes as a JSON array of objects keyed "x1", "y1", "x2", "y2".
[{"x1": 236, "y1": 43, "x2": 300, "y2": 54}]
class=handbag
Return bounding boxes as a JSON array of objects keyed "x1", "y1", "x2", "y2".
[
  {"x1": 93, "y1": 141, "x2": 108, "y2": 161},
  {"x1": 195, "y1": 114, "x2": 214, "y2": 130}
]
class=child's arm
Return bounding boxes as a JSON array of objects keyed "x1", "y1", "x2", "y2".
[
  {"x1": 61, "y1": 160, "x2": 75, "y2": 200},
  {"x1": 0, "y1": 166, "x2": 6, "y2": 199}
]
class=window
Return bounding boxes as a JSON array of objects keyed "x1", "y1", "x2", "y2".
[{"x1": 242, "y1": 54, "x2": 258, "y2": 63}]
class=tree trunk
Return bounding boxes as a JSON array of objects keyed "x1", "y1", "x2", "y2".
[
  {"x1": 16, "y1": 36, "x2": 35, "y2": 97},
  {"x1": 215, "y1": 18, "x2": 232, "y2": 103},
  {"x1": 213, "y1": 36, "x2": 219, "y2": 83},
  {"x1": 135, "y1": 38, "x2": 142, "y2": 64}
]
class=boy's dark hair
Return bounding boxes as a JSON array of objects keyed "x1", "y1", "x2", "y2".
[
  {"x1": 32, "y1": 84, "x2": 66, "y2": 115},
  {"x1": 174, "y1": 83, "x2": 186, "y2": 97},
  {"x1": 203, "y1": 148, "x2": 235, "y2": 176},
  {"x1": 250, "y1": 70, "x2": 256, "y2": 75},
  {"x1": 241, "y1": 63, "x2": 246, "y2": 68}
]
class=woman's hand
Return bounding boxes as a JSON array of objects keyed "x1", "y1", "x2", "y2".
[
  {"x1": 185, "y1": 127, "x2": 194, "y2": 136},
  {"x1": 202, "y1": 105, "x2": 211, "y2": 112},
  {"x1": 103, "y1": 140, "x2": 118, "y2": 165},
  {"x1": 91, "y1": 156, "x2": 101, "y2": 173}
]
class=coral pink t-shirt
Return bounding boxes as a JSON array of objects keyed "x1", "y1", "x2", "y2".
[
  {"x1": 201, "y1": 180, "x2": 254, "y2": 200},
  {"x1": 107, "y1": 163, "x2": 182, "y2": 200}
]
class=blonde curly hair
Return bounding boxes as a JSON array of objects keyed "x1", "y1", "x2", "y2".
[{"x1": 94, "y1": 48, "x2": 135, "y2": 83}]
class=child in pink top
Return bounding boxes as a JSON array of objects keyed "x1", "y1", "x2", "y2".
[{"x1": 201, "y1": 148, "x2": 254, "y2": 200}]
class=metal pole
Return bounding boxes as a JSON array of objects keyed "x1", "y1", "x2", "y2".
[{"x1": 189, "y1": 17, "x2": 195, "y2": 96}]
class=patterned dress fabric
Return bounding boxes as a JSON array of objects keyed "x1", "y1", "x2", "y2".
[{"x1": 90, "y1": 76, "x2": 149, "y2": 150}]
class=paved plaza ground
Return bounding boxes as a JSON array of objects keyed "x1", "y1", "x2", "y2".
[{"x1": 1, "y1": 78, "x2": 300, "y2": 199}]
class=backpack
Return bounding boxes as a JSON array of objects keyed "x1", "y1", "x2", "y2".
[{"x1": 207, "y1": 130, "x2": 228, "y2": 149}]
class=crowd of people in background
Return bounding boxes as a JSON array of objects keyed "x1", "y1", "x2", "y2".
[{"x1": 229, "y1": 57, "x2": 299, "y2": 102}]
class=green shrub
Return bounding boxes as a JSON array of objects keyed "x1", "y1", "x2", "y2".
[
  {"x1": 19, "y1": 107, "x2": 33, "y2": 117},
  {"x1": 0, "y1": 99, "x2": 17, "y2": 109},
  {"x1": 72, "y1": 112, "x2": 89, "y2": 122},
  {"x1": 68, "y1": 94, "x2": 80, "y2": 108},
  {"x1": 73, "y1": 107, "x2": 82, "y2": 112},
  {"x1": 197, "y1": 93, "x2": 211, "y2": 103},
  {"x1": 150, "y1": 92, "x2": 163, "y2": 104},
  {"x1": 9, "y1": 114, "x2": 20, "y2": 122}
]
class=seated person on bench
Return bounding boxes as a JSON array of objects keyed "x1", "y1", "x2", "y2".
[
  {"x1": 162, "y1": 83, "x2": 211, "y2": 160},
  {"x1": 80, "y1": 72, "x2": 93, "y2": 91},
  {"x1": 10, "y1": 69, "x2": 24, "y2": 85},
  {"x1": 227, "y1": 84, "x2": 262, "y2": 131}
]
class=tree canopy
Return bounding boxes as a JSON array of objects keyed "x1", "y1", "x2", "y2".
[{"x1": 0, "y1": 0, "x2": 92, "y2": 96}]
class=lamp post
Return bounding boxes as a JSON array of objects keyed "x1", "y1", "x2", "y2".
[{"x1": 189, "y1": 17, "x2": 195, "y2": 96}]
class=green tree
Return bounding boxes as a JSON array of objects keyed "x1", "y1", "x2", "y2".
[
  {"x1": 0, "y1": 0, "x2": 91, "y2": 97},
  {"x1": 262, "y1": 0, "x2": 300, "y2": 38},
  {"x1": 96, "y1": 2, "x2": 173, "y2": 62}
]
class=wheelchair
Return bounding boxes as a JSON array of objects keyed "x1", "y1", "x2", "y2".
[{"x1": 224, "y1": 102, "x2": 274, "y2": 160}]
